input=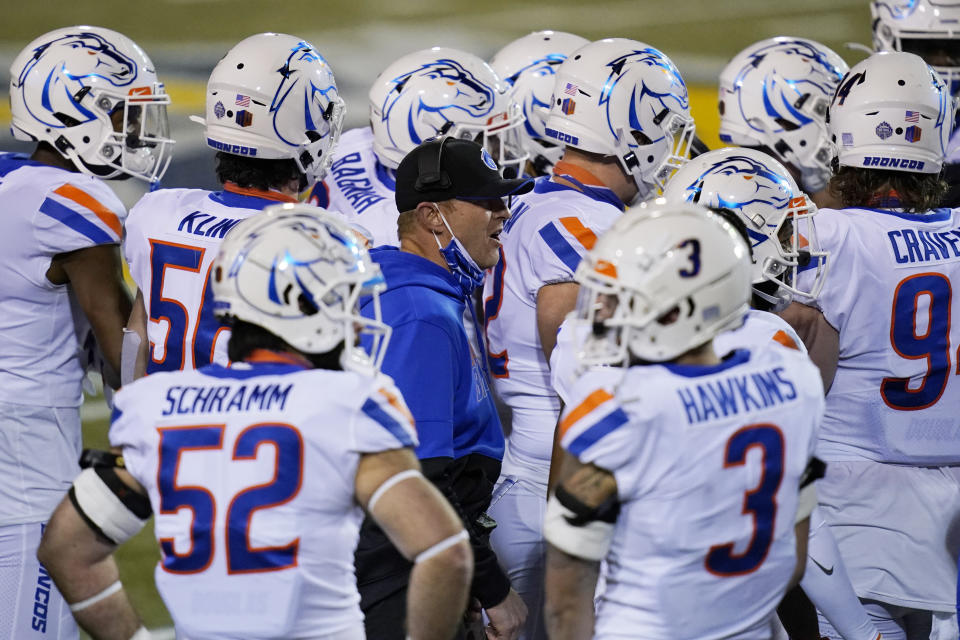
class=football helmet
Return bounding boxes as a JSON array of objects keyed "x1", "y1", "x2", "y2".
[
  {"x1": 829, "y1": 51, "x2": 951, "y2": 173},
  {"x1": 490, "y1": 30, "x2": 589, "y2": 175},
  {"x1": 9, "y1": 26, "x2": 173, "y2": 184},
  {"x1": 872, "y1": 0, "x2": 960, "y2": 95},
  {"x1": 717, "y1": 37, "x2": 849, "y2": 194},
  {"x1": 212, "y1": 203, "x2": 390, "y2": 374},
  {"x1": 544, "y1": 38, "x2": 695, "y2": 202},
  {"x1": 573, "y1": 201, "x2": 751, "y2": 364},
  {"x1": 198, "y1": 33, "x2": 344, "y2": 185},
  {"x1": 369, "y1": 47, "x2": 527, "y2": 176},
  {"x1": 662, "y1": 147, "x2": 829, "y2": 307}
]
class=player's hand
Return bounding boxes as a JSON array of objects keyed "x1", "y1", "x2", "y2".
[{"x1": 483, "y1": 588, "x2": 527, "y2": 640}]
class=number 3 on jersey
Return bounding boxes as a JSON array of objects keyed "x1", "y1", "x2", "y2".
[
  {"x1": 148, "y1": 240, "x2": 228, "y2": 373},
  {"x1": 706, "y1": 424, "x2": 784, "y2": 576},
  {"x1": 157, "y1": 423, "x2": 303, "y2": 574}
]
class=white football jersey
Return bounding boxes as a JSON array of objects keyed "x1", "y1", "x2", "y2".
[
  {"x1": 0, "y1": 153, "x2": 126, "y2": 407},
  {"x1": 483, "y1": 170, "x2": 622, "y2": 469},
  {"x1": 797, "y1": 206, "x2": 960, "y2": 464},
  {"x1": 109, "y1": 359, "x2": 417, "y2": 640},
  {"x1": 307, "y1": 127, "x2": 399, "y2": 247},
  {"x1": 560, "y1": 347, "x2": 823, "y2": 639},
  {"x1": 714, "y1": 309, "x2": 806, "y2": 356},
  {"x1": 125, "y1": 185, "x2": 297, "y2": 373},
  {"x1": 551, "y1": 310, "x2": 806, "y2": 409}
]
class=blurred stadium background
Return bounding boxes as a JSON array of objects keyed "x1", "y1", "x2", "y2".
[{"x1": 0, "y1": 1, "x2": 873, "y2": 635}]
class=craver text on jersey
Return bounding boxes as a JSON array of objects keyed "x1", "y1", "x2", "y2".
[
  {"x1": 677, "y1": 366, "x2": 798, "y2": 425},
  {"x1": 177, "y1": 211, "x2": 244, "y2": 239},
  {"x1": 329, "y1": 153, "x2": 387, "y2": 214},
  {"x1": 162, "y1": 382, "x2": 293, "y2": 416},
  {"x1": 887, "y1": 226, "x2": 960, "y2": 265}
]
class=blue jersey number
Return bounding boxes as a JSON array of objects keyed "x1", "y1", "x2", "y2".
[
  {"x1": 881, "y1": 273, "x2": 955, "y2": 410},
  {"x1": 157, "y1": 424, "x2": 303, "y2": 574},
  {"x1": 148, "y1": 240, "x2": 225, "y2": 373},
  {"x1": 705, "y1": 424, "x2": 785, "y2": 576}
]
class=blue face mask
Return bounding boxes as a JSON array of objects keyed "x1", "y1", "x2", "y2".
[{"x1": 433, "y1": 205, "x2": 485, "y2": 296}]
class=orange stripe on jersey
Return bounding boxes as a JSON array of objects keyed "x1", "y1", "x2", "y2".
[
  {"x1": 772, "y1": 330, "x2": 800, "y2": 351},
  {"x1": 378, "y1": 387, "x2": 414, "y2": 426},
  {"x1": 53, "y1": 184, "x2": 123, "y2": 237},
  {"x1": 559, "y1": 389, "x2": 613, "y2": 438},
  {"x1": 559, "y1": 217, "x2": 597, "y2": 251}
]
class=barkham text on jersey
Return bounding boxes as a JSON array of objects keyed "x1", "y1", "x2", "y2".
[
  {"x1": 677, "y1": 365, "x2": 798, "y2": 425},
  {"x1": 162, "y1": 381, "x2": 293, "y2": 416},
  {"x1": 178, "y1": 211, "x2": 244, "y2": 239},
  {"x1": 887, "y1": 226, "x2": 960, "y2": 264},
  {"x1": 328, "y1": 153, "x2": 388, "y2": 214}
]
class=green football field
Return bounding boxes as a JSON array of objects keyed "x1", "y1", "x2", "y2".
[{"x1": 7, "y1": 0, "x2": 875, "y2": 634}]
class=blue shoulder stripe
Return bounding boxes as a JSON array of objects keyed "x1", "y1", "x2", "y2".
[
  {"x1": 39, "y1": 197, "x2": 114, "y2": 244},
  {"x1": 567, "y1": 407, "x2": 630, "y2": 457},
  {"x1": 361, "y1": 397, "x2": 416, "y2": 448},
  {"x1": 538, "y1": 222, "x2": 582, "y2": 272}
]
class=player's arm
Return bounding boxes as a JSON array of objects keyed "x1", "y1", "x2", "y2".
[
  {"x1": 777, "y1": 301, "x2": 839, "y2": 392},
  {"x1": 122, "y1": 289, "x2": 149, "y2": 384},
  {"x1": 37, "y1": 454, "x2": 151, "y2": 640},
  {"x1": 355, "y1": 447, "x2": 473, "y2": 640},
  {"x1": 787, "y1": 457, "x2": 824, "y2": 591},
  {"x1": 47, "y1": 244, "x2": 133, "y2": 388},
  {"x1": 536, "y1": 282, "x2": 579, "y2": 362},
  {"x1": 544, "y1": 450, "x2": 619, "y2": 640}
]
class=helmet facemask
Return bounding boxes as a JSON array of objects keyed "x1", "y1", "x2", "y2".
[
  {"x1": 617, "y1": 111, "x2": 695, "y2": 202},
  {"x1": 444, "y1": 101, "x2": 529, "y2": 178}
]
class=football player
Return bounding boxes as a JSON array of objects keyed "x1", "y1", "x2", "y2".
[
  {"x1": 489, "y1": 30, "x2": 589, "y2": 177},
  {"x1": 544, "y1": 202, "x2": 824, "y2": 639},
  {"x1": 37, "y1": 205, "x2": 473, "y2": 640},
  {"x1": 782, "y1": 51, "x2": 960, "y2": 640},
  {"x1": 871, "y1": 0, "x2": 960, "y2": 207},
  {"x1": 718, "y1": 37, "x2": 849, "y2": 209},
  {"x1": 0, "y1": 26, "x2": 172, "y2": 639},
  {"x1": 123, "y1": 33, "x2": 343, "y2": 380},
  {"x1": 662, "y1": 148, "x2": 882, "y2": 640},
  {"x1": 482, "y1": 37, "x2": 695, "y2": 639},
  {"x1": 306, "y1": 47, "x2": 526, "y2": 247}
]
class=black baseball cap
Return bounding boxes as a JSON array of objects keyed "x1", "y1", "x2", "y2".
[{"x1": 394, "y1": 137, "x2": 533, "y2": 212}]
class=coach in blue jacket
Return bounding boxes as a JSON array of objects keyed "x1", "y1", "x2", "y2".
[{"x1": 357, "y1": 138, "x2": 532, "y2": 640}]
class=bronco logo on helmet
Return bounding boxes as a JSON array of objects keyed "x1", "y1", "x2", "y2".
[{"x1": 17, "y1": 31, "x2": 138, "y2": 129}]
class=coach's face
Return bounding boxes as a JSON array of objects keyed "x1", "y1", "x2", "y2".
[{"x1": 440, "y1": 198, "x2": 509, "y2": 269}]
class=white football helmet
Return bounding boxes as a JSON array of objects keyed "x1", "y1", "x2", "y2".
[
  {"x1": 544, "y1": 38, "x2": 695, "y2": 202},
  {"x1": 490, "y1": 30, "x2": 589, "y2": 175},
  {"x1": 369, "y1": 47, "x2": 527, "y2": 176},
  {"x1": 662, "y1": 147, "x2": 829, "y2": 307},
  {"x1": 198, "y1": 33, "x2": 344, "y2": 185},
  {"x1": 9, "y1": 26, "x2": 173, "y2": 184},
  {"x1": 829, "y1": 51, "x2": 951, "y2": 173},
  {"x1": 718, "y1": 37, "x2": 849, "y2": 194},
  {"x1": 872, "y1": 0, "x2": 960, "y2": 95},
  {"x1": 573, "y1": 202, "x2": 751, "y2": 365},
  {"x1": 212, "y1": 203, "x2": 390, "y2": 374}
]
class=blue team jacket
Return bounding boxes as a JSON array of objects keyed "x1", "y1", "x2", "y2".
[{"x1": 360, "y1": 246, "x2": 504, "y2": 462}]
